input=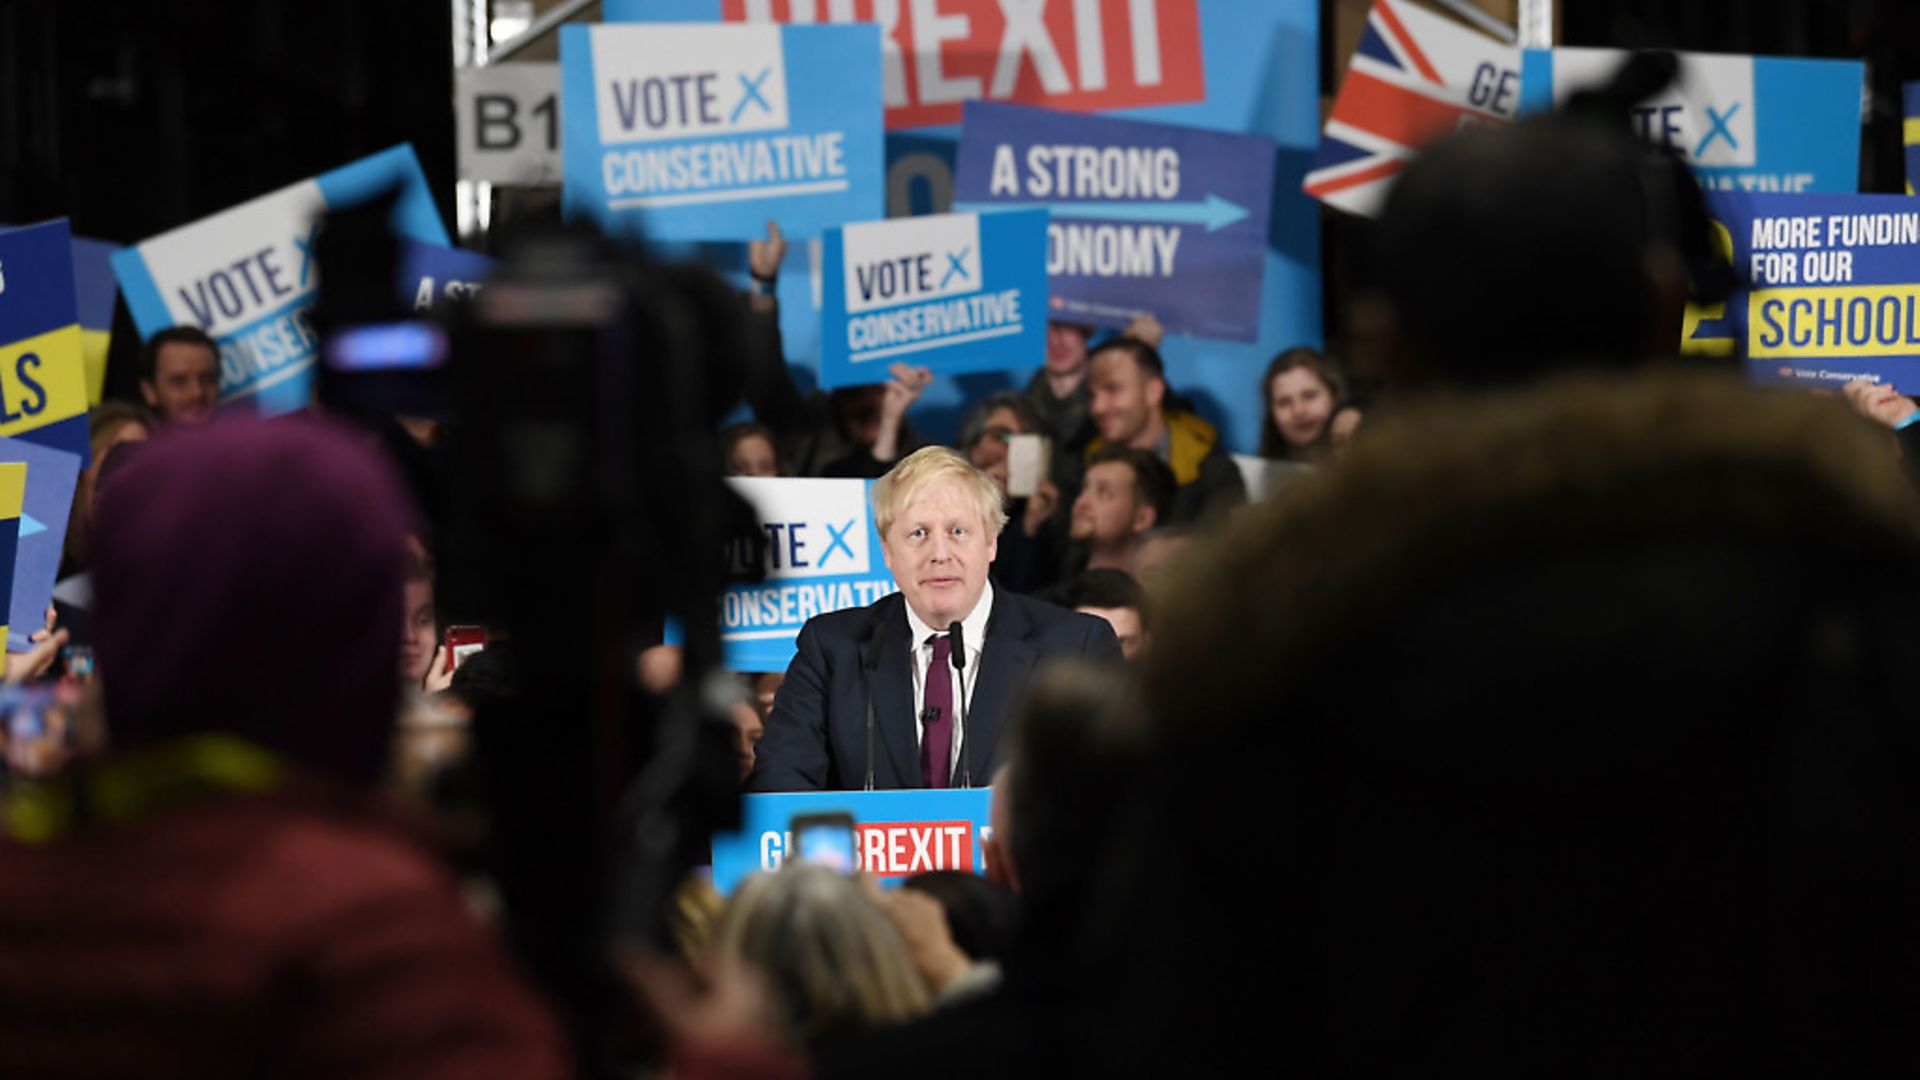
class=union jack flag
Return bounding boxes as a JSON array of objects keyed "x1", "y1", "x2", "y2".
[{"x1": 1304, "y1": 0, "x2": 1519, "y2": 217}]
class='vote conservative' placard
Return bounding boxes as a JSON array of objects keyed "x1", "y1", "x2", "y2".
[
  {"x1": 0, "y1": 222, "x2": 94, "y2": 466},
  {"x1": 1690, "y1": 193, "x2": 1920, "y2": 392},
  {"x1": 560, "y1": 22, "x2": 883, "y2": 240},
  {"x1": 111, "y1": 145, "x2": 449, "y2": 416},
  {"x1": 711, "y1": 789, "x2": 992, "y2": 894},
  {"x1": 721, "y1": 477, "x2": 898, "y2": 672},
  {"x1": 1520, "y1": 49, "x2": 1862, "y2": 194},
  {"x1": 953, "y1": 102, "x2": 1275, "y2": 341},
  {"x1": 819, "y1": 208, "x2": 1049, "y2": 387}
]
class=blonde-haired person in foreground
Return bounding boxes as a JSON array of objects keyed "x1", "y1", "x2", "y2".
[
  {"x1": 750, "y1": 446, "x2": 1120, "y2": 792},
  {"x1": 711, "y1": 865, "x2": 932, "y2": 1047}
]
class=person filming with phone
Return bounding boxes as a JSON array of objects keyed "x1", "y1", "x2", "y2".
[{"x1": 749, "y1": 447, "x2": 1119, "y2": 792}]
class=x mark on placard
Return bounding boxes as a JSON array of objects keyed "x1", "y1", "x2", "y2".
[{"x1": 731, "y1": 69, "x2": 773, "y2": 123}]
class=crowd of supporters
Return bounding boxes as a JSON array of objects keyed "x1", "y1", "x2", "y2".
[{"x1": 15, "y1": 72, "x2": 1920, "y2": 1079}]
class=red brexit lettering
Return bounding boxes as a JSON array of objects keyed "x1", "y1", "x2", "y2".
[
  {"x1": 856, "y1": 820, "x2": 976, "y2": 876},
  {"x1": 723, "y1": 0, "x2": 1205, "y2": 130}
]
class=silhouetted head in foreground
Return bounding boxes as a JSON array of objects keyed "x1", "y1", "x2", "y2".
[
  {"x1": 94, "y1": 418, "x2": 415, "y2": 785},
  {"x1": 1364, "y1": 54, "x2": 1720, "y2": 390},
  {"x1": 1100, "y1": 375, "x2": 1920, "y2": 1072}
]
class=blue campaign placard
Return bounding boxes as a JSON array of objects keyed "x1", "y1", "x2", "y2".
[
  {"x1": 0, "y1": 436, "x2": 80, "y2": 653},
  {"x1": 819, "y1": 209, "x2": 1049, "y2": 388},
  {"x1": 952, "y1": 102, "x2": 1277, "y2": 342},
  {"x1": 1693, "y1": 192, "x2": 1920, "y2": 392},
  {"x1": 559, "y1": 22, "x2": 883, "y2": 241},
  {"x1": 721, "y1": 477, "x2": 898, "y2": 672},
  {"x1": 579, "y1": 0, "x2": 1324, "y2": 457},
  {"x1": 397, "y1": 239, "x2": 493, "y2": 312},
  {"x1": 71, "y1": 235, "x2": 119, "y2": 407},
  {"x1": 0, "y1": 221, "x2": 93, "y2": 466},
  {"x1": 111, "y1": 145, "x2": 448, "y2": 417},
  {"x1": 1520, "y1": 49, "x2": 1862, "y2": 195},
  {"x1": 711, "y1": 789, "x2": 994, "y2": 894}
]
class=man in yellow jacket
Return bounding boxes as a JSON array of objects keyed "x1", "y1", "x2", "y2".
[{"x1": 1083, "y1": 336, "x2": 1246, "y2": 525}]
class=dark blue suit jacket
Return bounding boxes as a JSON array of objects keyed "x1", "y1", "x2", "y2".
[{"x1": 748, "y1": 590, "x2": 1121, "y2": 792}]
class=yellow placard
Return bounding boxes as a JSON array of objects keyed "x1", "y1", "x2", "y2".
[
  {"x1": 1681, "y1": 219, "x2": 1736, "y2": 358},
  {"x1": 1748, "y1": 285, "x2": 1920, "y2": 359},
  {"x1": 81, "y1": 328, "x2": 110, "y2": 407},
  {"x1": 0, "y1": 324, "x2": 89, "y2": 437},
  {"x1": 0, "y1": 462, "x2": 28, "y2": 522}
]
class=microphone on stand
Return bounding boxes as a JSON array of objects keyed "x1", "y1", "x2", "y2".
[{"x1": 948, "y1": 620, "x2": 971, "y2": 788}]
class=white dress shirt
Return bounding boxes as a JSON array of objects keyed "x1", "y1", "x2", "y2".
[{"x1": 903, "y1": 582, "x2": 993, "y2": 781}]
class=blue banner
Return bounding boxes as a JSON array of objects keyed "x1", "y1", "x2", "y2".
[
  {"x1": 0, "y1": 437, "x2": 80, "y2": 653},
  {"x1": 1520, "y1": 49, "x2": 1861, "y2": 195},
  {"x1": 1692, "y1": 192, "x2": 1920, "y2": 392},
  {"x1": 574, "y1": 0, "x2": 1324, "y2": 456},
  {"x1": 71, "y1": 236, "x2": 119, "y2": 407},
  {"x1": 720, "y1": 477, "x2": 897, "y2": 672},
  {"x1": 711, "y1": 788, "x2": 993, "y2": 894},
  {"x1": 397, "y1": 239, "x2": 493, "y2": 313},
  {"x1": 110, "y1": 145, "x2": 448, "y2": 417},
  {"x1": 0, "y1": 221, "x2": 93, "y2": 466},
  {"x1": 819, "y1": 209, "x2": 1048, "y2": 388},
  {"x1": 953, "y1": 102, "x2": 1276, "y2": 342},
  {"x1": 559, "y1": 22, "x2": 883, "y2": 241}
]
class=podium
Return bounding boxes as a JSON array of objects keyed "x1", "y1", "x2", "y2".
[{"x1": 711, "y1": 788, "x2": 993, "y2": 894}]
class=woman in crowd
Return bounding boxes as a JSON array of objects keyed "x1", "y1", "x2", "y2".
[
  {"x1": 711, "y1": 864, "x2": 932, "y2": 1049},
  {"x1": 400, "y1": 539, "x2": 442, "y2": 691},
  {"x1": 723, "y1": 421, "x2": 782, "y2": 478},
  {"x1": 1259, "y1": 346, "x2": 1350, "y2": 464},
  {"x1": 61, "y1": 401, "x2": 154, "y2": 576},
  {"x1": 956, "y1": 392, "x2": 1063, "y2": 594}
]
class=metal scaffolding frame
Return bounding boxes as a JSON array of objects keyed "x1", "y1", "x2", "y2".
[{"x1": 451, "y1": 0, "x2": 596, "y2": 242}]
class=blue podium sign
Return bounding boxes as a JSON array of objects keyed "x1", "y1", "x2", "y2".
[{"x1": 712, "y1": 788, "x2": 994, "y2": 894}]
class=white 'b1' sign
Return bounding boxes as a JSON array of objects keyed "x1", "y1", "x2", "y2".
[{"x1": 455, "y1": 63, "x2": 560, "y2": 185}]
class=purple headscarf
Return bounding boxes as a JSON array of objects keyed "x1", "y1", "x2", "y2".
[{"x1": 91, "y1": 417, "x2": 415, "y2": 785}]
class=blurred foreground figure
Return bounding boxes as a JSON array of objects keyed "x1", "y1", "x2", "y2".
[
  {"x1": 1363, "y1": 58, "x2": 1717, "y2": 389},
  {"x1": 0, "y1": 420, "x2": 566, "y2": 1078},
  {"x1": 1114, "y1": 375, "x2": 1920, "y2": 1072},
  {"x1": 823, "y1": 660, "x2": 1149, "y2": 1078}
]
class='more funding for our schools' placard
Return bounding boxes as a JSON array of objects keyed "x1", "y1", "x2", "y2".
[
  {"x1": 818, "y1": 209, "x2": 1049, "y2": 388},
  {"x1": 560, "y1": 22, "x2": 883, "y2": 241},
  {"x1": 1689, "y1": 193, "x2": 1920, "y2": 392}
]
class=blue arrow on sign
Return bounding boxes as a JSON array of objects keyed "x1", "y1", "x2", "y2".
[
  {"x1": 17, "y1": 513, "x2": 44, "y2": 539},
  {"x1": 954, "y1": 193, "x2": 1250, "y2": 233}
]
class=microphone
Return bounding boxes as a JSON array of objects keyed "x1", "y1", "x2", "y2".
[
  {"x1": 862, "y1": 627, "x2": 885, "y2": 791},
  {"x1": 948, "y1": 620, "x2": 971, "y2": 788},
  {"x1": 920, "y1": 706, "x2": 939, "y2": 728}
]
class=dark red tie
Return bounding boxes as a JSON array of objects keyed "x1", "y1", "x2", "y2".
[{"x1": 920, "y1": 634, "x2": 953, "y2": 788}]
